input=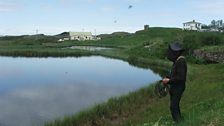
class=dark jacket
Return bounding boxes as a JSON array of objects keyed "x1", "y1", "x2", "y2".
[{"x1": 169, "y1": 56, "x2": 187, "y2": 91}]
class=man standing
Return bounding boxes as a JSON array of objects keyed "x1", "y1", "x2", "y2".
[{"x1": 162, "y1": 42, "x2": 187, "y2": 123}]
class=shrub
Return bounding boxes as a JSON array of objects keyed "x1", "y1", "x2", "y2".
[
  {"x1": 183, "y1": 34, "x2": 201, "y2": 56},
  {"x1": 199, "y1": 33, "x2": 223, "y2": 45}
]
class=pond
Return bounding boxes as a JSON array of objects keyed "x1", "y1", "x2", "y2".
[{"x1": 0, "y1": 56, "x2": 161, "y2": 126}]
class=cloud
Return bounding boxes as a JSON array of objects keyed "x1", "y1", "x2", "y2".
[
  {"x1": 85, "y1": 0, "x2": 97, "y2": 3},
  {"x1": 0, "y1": 2, "x2": 18, "y2": 12},
  {"x1": 42, "y1": 5, "x2": 54, "y2": 12},
  {"x1": 101, "y1": 6, "x2": 114, "y2": 12},
  {"x1": 58, "y1": 0, "x2": 73, "y2": 6},
  {"x1": 195, "y1": 0, "x2": 224, "y2": 15},
  {"x1": 58, "y1": 0, "x2": 72, "y2": 3}
]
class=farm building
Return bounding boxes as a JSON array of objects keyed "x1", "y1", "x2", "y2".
[
  {"x1": 183, "y1": 20, "x2": 202, "y2": 31},
  {"x1": 69, "y1": 32, "x2": 93, "y2": 41},
  {"x1": 58, "y1": 32, "x2": 101, "y2": 41}
]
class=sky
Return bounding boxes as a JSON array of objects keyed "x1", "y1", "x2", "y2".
[{"x1": 0, "y1": 0, "x2": 224, "y2": 35}]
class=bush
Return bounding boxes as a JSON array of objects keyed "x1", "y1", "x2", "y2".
[
  {"x1": 183, "y1": 34, "x2": 201, "y2": 56},
  {"x1": 199, "y1": 33, "x2": 223, "y2": 45}
]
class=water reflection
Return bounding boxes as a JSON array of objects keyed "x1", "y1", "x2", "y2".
[
  {"x1": 0, "y1": 56, "x2": 161, "y2": 126},
  {"x1": 64, "y1": 46, "x2": 113, "y2": 51},
  {"x1": 0, "y1": 84, "x2": 127, "y2": 126}
]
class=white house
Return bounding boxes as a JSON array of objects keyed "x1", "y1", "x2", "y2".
[
  {"x1": 183, "y1": 20, "x2": 202, "y2": 31},
  {"x1": 69, "y1": 32, "x2": 93, "y2": 41},
  {"x1": 58, "y1": 32, "x2": 101, "y2": 42}
]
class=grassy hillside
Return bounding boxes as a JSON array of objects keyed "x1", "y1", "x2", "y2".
[{"x1": 1, "y1": 27, "x2": 223, "y2": 62}]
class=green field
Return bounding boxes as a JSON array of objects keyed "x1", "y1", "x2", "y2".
[{"x1": 0, "y1": 27, "x2": 224, "y2": 126}]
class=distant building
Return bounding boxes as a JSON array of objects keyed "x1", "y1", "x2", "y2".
[
  {"x1": 69, "y1": 32, "x2": 93, "y2": 41},
  {"x1": 58, "y1": 32, "x2": 101, "y2": 42},
  {"x1": 183, "y1": 20, "x2": 202, "y2": 31},
  {"x1": 58, "y1": 39, "x2": 64, "y2": 42},
  {"x1": 144, "y1": 25, "x2": 150, "y2": 30}
]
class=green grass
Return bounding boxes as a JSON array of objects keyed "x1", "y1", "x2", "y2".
[
  {"x1": 199, "y1": 45, "x2": 224, "y2": 53},
  {"x1": 0, "y1": 48, "x2": 95, "y2": 57}
]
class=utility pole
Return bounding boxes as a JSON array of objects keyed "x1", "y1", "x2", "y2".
[
  {"x1": 35, "y1": 29, "x2": 39, "y2": 40},
  {"x1": 94, "y1": 29, "x2": 96, "y2": 39},
  {"x1": 36, "y1": 29, "x2": 38, "y2": 35}
]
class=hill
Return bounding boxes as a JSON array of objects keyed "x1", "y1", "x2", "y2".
[
  {"x1": 98, "y1": 32, "x2": 131, "y2": 39},
  {"x1": 55, "y1": 32, "x2": 69, "y2": 39}
]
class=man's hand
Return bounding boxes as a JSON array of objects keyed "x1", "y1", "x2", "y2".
[{"x1": 162, "y1": 78, "x2": 170, "y2": 85}]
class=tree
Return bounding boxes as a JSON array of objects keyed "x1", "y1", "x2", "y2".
[
  {"x1": 219, "y1": 20, "x2": 223, "y2": 26},
  {"x1": 183, "y1": 35, "x2": 201, "y2": 56},
  {"x1": 211, "y1": 20, "x2": 216, "y2": 28},
  {"x1": 201, "y1": 24, "x2": 209, "y2": 29}
]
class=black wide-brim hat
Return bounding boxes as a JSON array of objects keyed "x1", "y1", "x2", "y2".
[{"x1": 169, "y1": 42, "x2": 185, "y2": 52}]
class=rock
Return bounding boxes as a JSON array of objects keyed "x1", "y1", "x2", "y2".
[{"x1": 194, "y1": 50, "x2": 224, "y2": 63}]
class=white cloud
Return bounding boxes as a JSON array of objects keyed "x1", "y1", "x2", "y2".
[
  {"x1": 57, "y1": 0, "x2": 73, "y2": 7},
  {"x1": 101, "y1": 6, "x2": 114, "y2": 12},
  {"x1": 85, "y1": 0, "x2": 97, "y2": 3},
  {"x1": 58, "y1": 0, "x2": 72, "y2": 3},
  {"x1": 0, "y1": 2, "x2": 18, "y2": 12},
  {"x1": 41, "y1": 5, "x2": 54, "y2": 12},
  {"x1": 195, "y1": 0, "x2": 224, "y2": 15}
]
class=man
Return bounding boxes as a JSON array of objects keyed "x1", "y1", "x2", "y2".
[{"x1": 162, "y1": 42, "x2": 187, "y2": 123}]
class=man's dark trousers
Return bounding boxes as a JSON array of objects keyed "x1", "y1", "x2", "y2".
[{"x1": 169, "y1": 87, "x2": 185, "y2": 123}]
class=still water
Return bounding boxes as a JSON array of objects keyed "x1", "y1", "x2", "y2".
[
  {"x1": 0, "y1": 56, "x2": 161, "y2": 126},
  {"x1": 64, "y1": 46, "x2": 113, "y2": 51}
]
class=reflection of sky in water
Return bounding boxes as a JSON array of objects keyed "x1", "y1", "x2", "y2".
[
  {"x1": 68, "y1": 46, "x2": 113, "y2": 51},
  {"x1": 0, "y1": 56, "x2": 161, "y2": 126}
]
